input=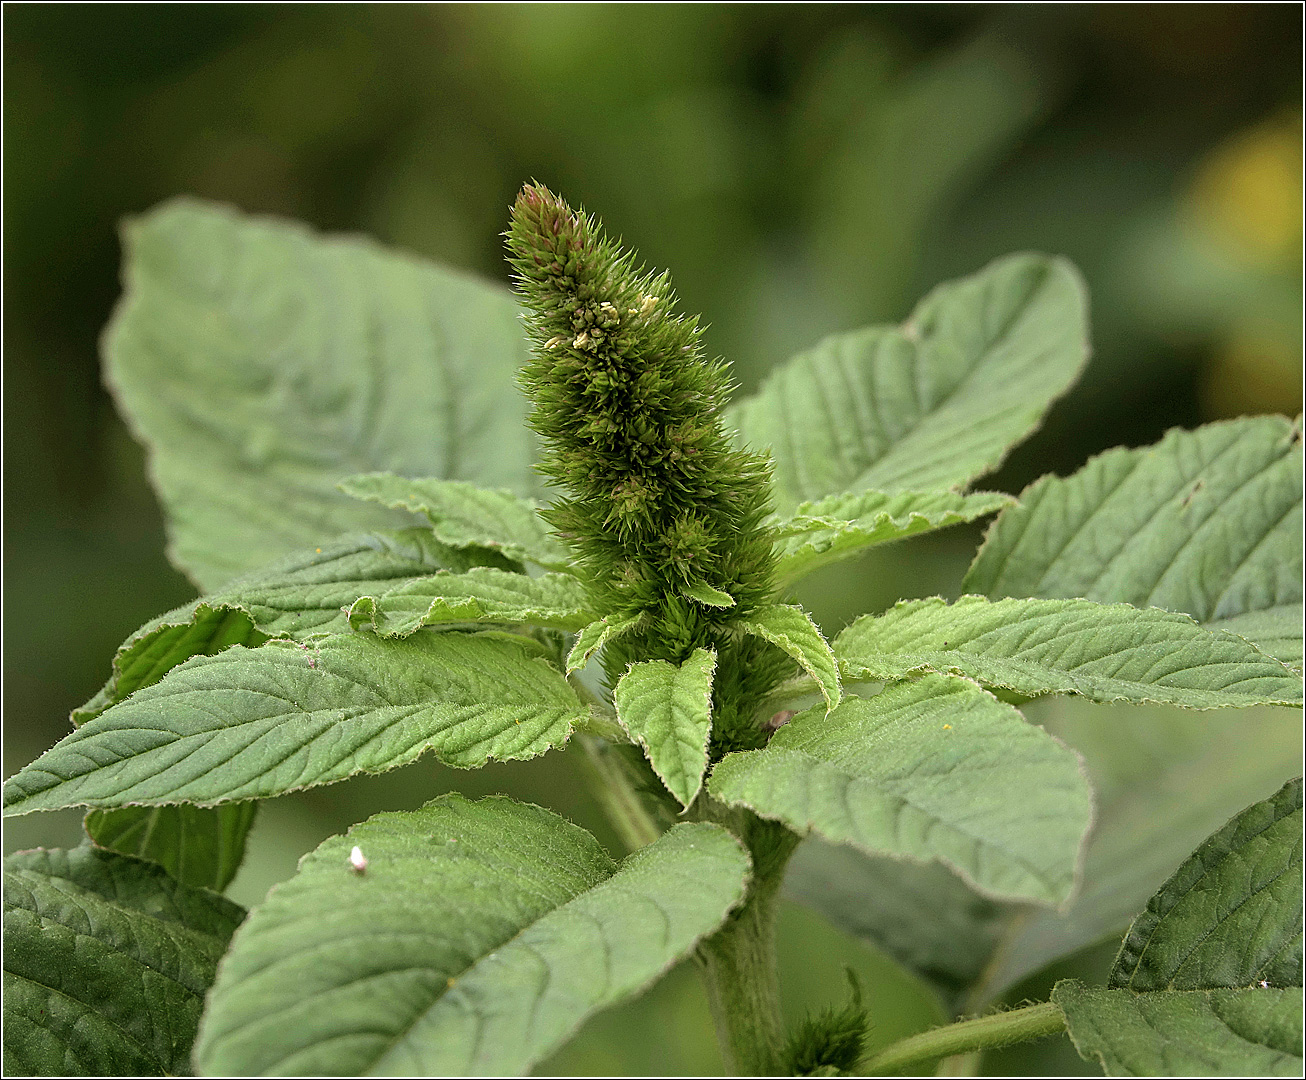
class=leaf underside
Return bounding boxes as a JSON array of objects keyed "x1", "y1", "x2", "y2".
[
  {"x1": 194, "y1": 796, "x2": 749, "y2": 1076},
  {"x1": 710, "y1": 675, "x2": 1091, "y2": 905},
  {"x1": 771, "y1": 489, "x2": 1013, "y2": 584},
  {"x1": 338, "y1": 473, "x2": 568, "y2": 568},
  {"x1": 784, "y1": 837, "x2": 1009, "y2": 1006},
  {"x1": 738, "y1": 604, "x2": 841, "y2": 710},
  {"x1": 348, "y1": 567, "x2": 592, "y2": 638},
  {"x1": 83, "y1": 802, "x2": 257, "y2": 893},
  {"x1": 566, "y1": 614, "x2": 641, "y2": 675}
]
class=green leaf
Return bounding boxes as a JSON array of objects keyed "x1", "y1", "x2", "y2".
[
  {"x1": 964, "y1": 416, "x2": 1303, "y2": 670},
  {"x1": 772, "y1": 489, "x2": 1013, "y2": 585},
  {"x1": 710, "y1": 676, "x2": 1091, "y2": 905},
  {"x1": 65, "y1": 529, "x2": 491, "y2": 893},
  {"x1": 83, "y1": 803, "x2": 258, "y2": 892},
  {"x1": 73, "y1": 529, "x2": 508, "y2": 727},
  {"x1": 203, "y1": 527, "x2": 519, "y2": 639},
  {"x1": 836, "y1": 596, "x2": 1302, "y2": 709},
  {"x1": 104, "y1": 199, "x2": 538, "y2": 591},
  {"x1": 72, "y1": 603, "x2": 267, "y2": 728},
  {"x1": 193, "y1": 796, "x2": 749, "y2": 1076},
  {"x1": 681, "y1": 580, "x2": 736, "y2": 608},
  {"x1": 1052, "y1": 982, "x2": 1303, "y2": 1077},
  {"x1": 348, "y1": 567, "x2": 592, "y2": 637},
  {"x1": 739, "y1": 604, "x2": 841, "y2": 710},
  {"x1": 614, "y1": 649, "x2": 717, "y2": 807},
  {"x1": 1112, "y1": 776, "x2": 1302, "y2": 992},
  {"x1": 340, "y1": 473, "x2": 569, "y2": 568},
  {"x1": 1053, "y1": 779, "x2": 1304, "y2": 1076},
  {"x1": 3, "y1": 846, "x2": 244, "y2": 1076},
  {"x1": 4, "y1": 633, "x2": 588, "y2": 816},
  {"x1": 1207, "y1": 606, "x2": 1304, "y2": 673},
  {"x1": 786, "y1": 702, "x2": 1302, "y2": 1010},
  {"x1": 728, "y1": 253, "x2": 1089, "y2": 509},
  {"x1": 566, "y1": 613, "x2": 641, "y2": 675},
  {"x1": 980, "y1": 700, "x2": 1302, "y2": 1003}
]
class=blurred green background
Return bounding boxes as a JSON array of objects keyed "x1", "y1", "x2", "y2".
[{"x1": 4, "y1": 5, "x2": 1302, "y2": 1075}]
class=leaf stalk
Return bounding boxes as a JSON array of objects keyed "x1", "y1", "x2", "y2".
[{"x1": 862, "y1": 1000, "x2": 1065, "y2": 1075}]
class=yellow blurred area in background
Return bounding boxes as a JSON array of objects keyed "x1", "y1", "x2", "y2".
[
  {"x1": 1187, "y1": 111, "x2": 1303, "y2": 418},
  {"x1": 1188, "y1": 110, "x2": 1302, "y2": 269}
]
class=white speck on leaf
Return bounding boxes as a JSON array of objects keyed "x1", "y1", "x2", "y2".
[{"x1": 349, "y1": 846, "x2": 367, "y2": 874}]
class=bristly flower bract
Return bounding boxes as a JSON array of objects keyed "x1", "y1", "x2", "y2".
[{"x1": 506, "y1": 183, "x2": 787, "y2": 752}]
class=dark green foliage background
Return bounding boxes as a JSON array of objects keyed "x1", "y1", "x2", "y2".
[{"x1": 4, "y1": 6, "x2": 1301, "y2": 1075}]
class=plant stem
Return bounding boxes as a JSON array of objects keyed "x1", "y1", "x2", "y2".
[
  {"x1": 694, "y1": 806, "x2": 799, "y2": 1075},
  {"x1": 862, "y1": 1001, "x2": 1065, "y2": 1075},
  {"x1": 575, "y1": 734, "x2": 664, "y2": 852}
]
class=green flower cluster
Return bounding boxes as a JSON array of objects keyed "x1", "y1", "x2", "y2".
[{"x1": 506, "y1": 183, "x2": 786, "y2": 749}]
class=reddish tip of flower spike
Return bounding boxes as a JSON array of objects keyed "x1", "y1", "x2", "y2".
[
  {"x1": 513, "y1": 181, "x2": 583, "y2": 242},
  {"x1": 516, "y1": 182, "x2": 547, "y2": 211}
]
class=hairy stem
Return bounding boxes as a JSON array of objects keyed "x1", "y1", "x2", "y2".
[
  {"x1": 862, "y1": 1001, "x2": 1065, "y2": 1075},
  {"x1": 693, "y1": 804, "x2": 800, "y2": 1075}
]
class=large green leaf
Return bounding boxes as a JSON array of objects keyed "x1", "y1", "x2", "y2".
[
  {"x1": 1054, "y1": 778, "x2": 1304, "y2": 1076},
  {"x1": 1112, "y1": 776, "x2": 1302, "y2": 993},
  {"x1": 964, "y1": 416, "x2": 1303, "y2": 670},
  {"x1": 73, "y1": 529, "x2": 511, "y2": 728},
  {"x1": 614, "y1": 649, "x2": 716, "y2": 807},
  {"x1": 104, "y1": 199, "x2": 537, "y2": 591},
  {"x1": 836, "y1": 596, "x2": 1302, "y2": 709},
  {"x1": 4, "y1": 633, "x2": 588, "y2": 815},
  {"x1": 3, "y1": 846, "x2": 244, "y2": 1076},
  {"x1": 710, "y1": 675, "x2": 1091, "y2": 905},
  {"x1": 728, "y1": 253, "x2": 1089, "y2": 509},
  {"x1": 1052, "y1": 983, "x2": 1302, "y2": 1077},
  {"x1": 66, "y1": 529, "x2": 492, "y2": 892},
  {"x1": 193, "y1": 796, "x2": 749, "y2": 1076},
  {"x1": 739, "y1": 604, "x2": 841, "y2": 710},
  {"x1": 339, "y1": 473, "x2": 569, "y2": 568},
  {"x1": 784, "y1": 701, "x2": 1302, "y2": 1010},
  {"x1": 348, "y1": 568, "x2": 592, "y2": 637},
  {"x1": 72, "y1": 605, "x2": 265, "y2": 728},
  {"x1": 83, "y1": 803, "x2": 258, "y2": 892},
  {"x1": 981, "y1": 701, "x2": 1303, "y2": 1002},
  {"x1": 772, "y1": 489, "x2": 1013, "y2": 585}
]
